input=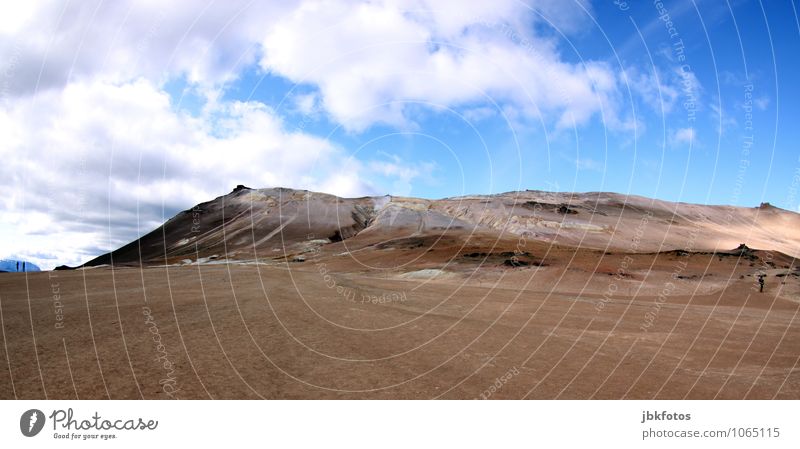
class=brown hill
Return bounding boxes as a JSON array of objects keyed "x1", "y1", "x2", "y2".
[{"x1": 83, "y1": 186, "x2": 800, "y2": 268}]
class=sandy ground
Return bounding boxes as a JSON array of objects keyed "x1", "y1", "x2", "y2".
[{"x1": 1, "y1": 253, "x2": 798, "y2": 399}]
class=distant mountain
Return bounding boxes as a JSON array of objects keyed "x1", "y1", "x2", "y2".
[
  {"x1": 83, "y1": 185, "x2": 800, "y2": 268},
  {"x1": 0, "y1": 259, "x2": 41, "y2": 272}
]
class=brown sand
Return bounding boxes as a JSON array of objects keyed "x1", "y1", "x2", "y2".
[{"x1": 1, "y1": 250, "x2": 798, "y2": 399}]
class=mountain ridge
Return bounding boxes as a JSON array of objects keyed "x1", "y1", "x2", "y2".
[{"x1": 78, "y1": 185, "x2": 800, "y2": 268}]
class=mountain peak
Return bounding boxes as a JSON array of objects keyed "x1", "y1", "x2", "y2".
[{"x1": 80, "y1": 187, "x2": 800, "y2": 268}]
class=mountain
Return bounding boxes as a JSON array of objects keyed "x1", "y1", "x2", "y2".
[
  {"x1": 0, "y1": 259, "x2": 41, "y2": 273},
  {"x1": 7, "y1": 185, "x2": 798, "y2": 400},
  {"x1": 82, "y1": 185, "x2": 800, "y2": 268}
]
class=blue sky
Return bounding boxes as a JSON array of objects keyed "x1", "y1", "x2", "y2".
[
  {"x1": 165, "y1": 0, "x2": 799, "y2": 206},
  {"x1": 1, "y1": 0, "x2": 799, "y2": 268}
]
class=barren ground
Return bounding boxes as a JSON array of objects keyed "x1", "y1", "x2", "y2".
[{"x1": 1, "y1": 253, "x2": 798, "y2": 399}]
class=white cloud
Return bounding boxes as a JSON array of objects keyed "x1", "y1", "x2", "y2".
[
  {"x1": 290, "y1": 91, "x2": 321, "y2": 116},
  {"x1": 258, "y1": 0, "x2": 627, "y2": 132},
  {"x1": 0, "y1": 3, "x2": 41, "y2": 34},
  {"x1": 671, "y1": 127, "x2": 696, "y2": 147},
  {"x1": 0, "y1": 79, "x2": 392, "y2": 268},
  {"x1": 461, "y1": 106, "x2": 497, "y2": 123},
  {"x1": 623, "y1": 66, "x2": 679, "y2": 114},
  {"x1": 0, "y1": 0, "x2": 300, "y2": 96},
  {"x1": 368, "y1": 152, "x2": 437, "y2": 196}
]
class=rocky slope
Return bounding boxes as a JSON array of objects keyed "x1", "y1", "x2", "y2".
[{"x1": 82, "y1": 186, "x2": 800, "y2": 268}]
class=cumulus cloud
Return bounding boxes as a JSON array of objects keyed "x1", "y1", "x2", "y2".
[
  {"x1": 258, "y1": 0, "x2": 630, "y2": 132},
  {"x1": 0, "y1": 0, "x2": 302, "y2": 97}
]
